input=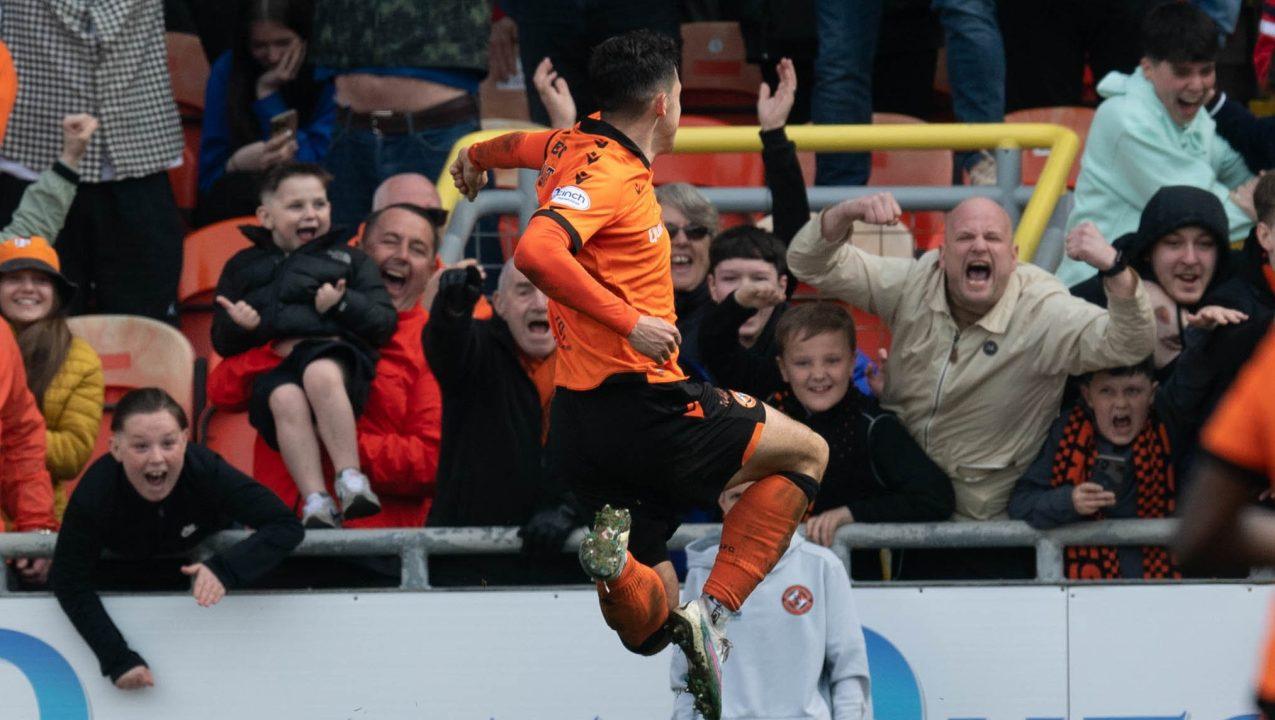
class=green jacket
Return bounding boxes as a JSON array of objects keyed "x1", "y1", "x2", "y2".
[
  {"x1": 312, "y1": 0, "x2": 491, "y2": 73},
  {"x1": 1, "y1": 162, "x2": 78, "y2": 243},
  {"x1": 1060, "y1": 70, "x2": 1254, "y2": 286}
]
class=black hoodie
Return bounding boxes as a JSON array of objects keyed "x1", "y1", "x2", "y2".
[{"x1": 1070, "y1": 185, "x2": 1232, "y2": 311}]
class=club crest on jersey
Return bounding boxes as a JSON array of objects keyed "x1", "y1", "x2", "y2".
[
  {"x1": 550, "y1": 185, "x2": 591, "y2": 211},
  {"x1": 648, "y1": 225, "x2": 663, "y2": 243},
  {"x1": 731, "y1": 390, "x2": 757, "y2": 408},
  {"x1": 782, "y1": 585, "x2": 814, "y2": 615}
]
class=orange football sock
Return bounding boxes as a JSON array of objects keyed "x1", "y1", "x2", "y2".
[
  {"x1": 703, "y1": 474, "x2": 811, "y2": 611},
  {"x1": 596, "y1": 552, "x2": 670, "y2": 652}
]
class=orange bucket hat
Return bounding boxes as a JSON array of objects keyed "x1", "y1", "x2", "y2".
[{"x1": 0, "y1": 236, "x2": 77, "y2": 303}]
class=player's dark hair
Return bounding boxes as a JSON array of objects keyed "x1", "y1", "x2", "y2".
[
  {"x1": 112, "y1": 388, "x2": 190, "y2": 432},
  {"x1": 259, "y1": 162, "x2": 332, "y2": 200},
  {"x1": 709, "y1": 225, "x2": 789, "y2": 276},
  {"x1": 1079, "y1": 358, "x2": 1157, "y2": 386},
  {"x1": 362, "y1": 203, "x2": 446, "y2": 252},
  {"x1": 1254, "y1": 173, "x2": 1275, "y2": 226},
  {"x1": 1142, "y1": 1, "x2": 1218, "y2": 64},
  {"x1": 588, "y1": 29, "x2": 680, "y2": 119},
  {"x1": 774, "y1": 302, "x2": 857, "y2": 356}
]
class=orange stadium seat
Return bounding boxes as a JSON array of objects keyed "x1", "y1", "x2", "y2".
[
  {"x1": 199, "y1": 406, "x2": 255, "y2": 476},
  {"x1": 165, "y1": 32, "x2": 210, "y2": 120},
  {"x1": 178, "y1": 217, "x2": 255, "y2": 359},
  {"x1": 867, "y1": 113, "x2": 951, "y2": 251},
  {"x1": 653, "y1": 115, "x2": 765, "y2": 188},
  {"x1": 64, "y1": 315, "x2": 198, "y2": 495},
  {"x1": 168, "y1": 124, "x2": 202, "y2": 212},
  {"x1": 679, "y1": 22, "x2": 762, "y2": 122},
  {"x1": 1004, "y1": 106, "x2": 1095, "y2": 188}
]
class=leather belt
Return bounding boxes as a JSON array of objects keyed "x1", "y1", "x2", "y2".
[{"x1": 335, "y1": 94, "x2": 478, "y2": 134}]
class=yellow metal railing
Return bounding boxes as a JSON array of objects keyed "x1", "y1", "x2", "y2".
[{"x1": 436, "y1": 123, "x2": 1080, "y2": 262}]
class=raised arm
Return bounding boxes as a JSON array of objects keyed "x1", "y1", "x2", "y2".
[
  {"x1": 1041, "y1": 222, "x2": 1156, "y2": 376},
  {"x1": 757, "y1": 58, "x2": 809, "y2": 244},
  {"x1": 787, "y1": 193, "x2": 914, "y2": 323}
]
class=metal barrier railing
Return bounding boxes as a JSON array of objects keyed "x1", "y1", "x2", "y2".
[
  {"x1": 3, "y1": 519, "x2": 1247, "y2": 593},
  {"x1": 434, "y1": 123, "x2": 1080, "y2": 264}
]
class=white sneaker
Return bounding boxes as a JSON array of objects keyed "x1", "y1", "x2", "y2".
[
  {"x1": 301, "y1": 492, "x2": 340, "y2": 529},
  {"x1": 334, "y1": 468, "x2": 381, "y2": 521}
]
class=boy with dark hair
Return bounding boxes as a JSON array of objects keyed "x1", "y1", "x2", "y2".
[
  {"x1": 1059, "y1": 1, "x2": 1254, "y2": 287},
  {"x1": 451, "y1": 30, "x2": 830, "y2": 720},
  {"x1": 1009, "y1": 359, "x2": 1187, "y2": 579},
  {"x1": 773, "y1": 302, "x2": 953, "y2": 579},
  {"x1": 700, "y1": 226, "x2": 876, "y2": 401},
  {"x1": 212, "y1": 162, "x2": 397, "y2": 529},
  {"x1": 699, "y1": 226, "x2": 789, "y2": 398}
]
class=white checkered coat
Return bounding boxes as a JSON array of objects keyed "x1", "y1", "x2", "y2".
[{"x1": 0, "y1": 0, "x2": 182, "y2": 182}]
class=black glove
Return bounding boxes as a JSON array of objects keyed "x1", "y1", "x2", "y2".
[
  {"x1": 437, "y1": 265, "x2": 483, "y2": 315},
  {"x1": 519, "y1": 504, "x2": 579, "y2": 556}
]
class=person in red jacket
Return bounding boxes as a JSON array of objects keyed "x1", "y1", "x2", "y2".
[
  {"x1": 208, "y1": 202, "x2": 442, "y2": 529},
  {"x1": 0, "y1": 319, "x2": 58, "y2": 585}
]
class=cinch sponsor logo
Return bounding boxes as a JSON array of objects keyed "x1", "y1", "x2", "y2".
[
  {"x1": 0, "y1": 629, "x2": 91, "y2": 719},
  {"x1": 550, "y1": 185, "x2": 591, "y2": 211}
]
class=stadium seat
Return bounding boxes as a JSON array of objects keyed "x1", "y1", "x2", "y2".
[
  {"x1": 653, "y1": 115, "x2": 765, "y2": 188},
  {"x1": 65, "y1": 315, "x2": 198, "y2": 494},
  {"x1": 198, "y1": 405, "x2": 255, "y2": 476},
  {"x1": 165, "y1": 32, "x2": 210, "y2": 120},
  {"x1": 178, "y1": 217, "x2": 255, "y2": 359},
  {"x1": 168, "y1": 123, "x2": 202, "y2": 212},
  {"x1": 679, "y1": 22, "x2": 762, "y2": 122},
  {"x1": 1004, "y1": 106, "x2": 1095, "y2": 188}
]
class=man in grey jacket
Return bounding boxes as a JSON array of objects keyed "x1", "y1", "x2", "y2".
[{"x1": 788, "y1": 193, "x2": 1155, "y2": 526}]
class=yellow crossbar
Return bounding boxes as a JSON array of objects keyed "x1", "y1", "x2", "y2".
[{"x1": 436, "y1": 123, "x2": 1079, "y2": 262}]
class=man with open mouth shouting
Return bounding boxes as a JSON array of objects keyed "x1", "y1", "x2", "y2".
[{"x1": 789, "y1": 191, "x2": 1155, "y2": 577}]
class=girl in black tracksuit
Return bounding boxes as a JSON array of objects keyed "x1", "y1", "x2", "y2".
[{"x1": 51, "y1": 389, "x2": 302, "y2": 687}]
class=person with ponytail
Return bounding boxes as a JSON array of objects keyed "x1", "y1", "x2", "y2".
[
  {"x1": 0, "y1": 235, "x2": 103, "y2": 517},
  {"x1": 196, "y1": 0, "x2": 335, "y2": 226}
]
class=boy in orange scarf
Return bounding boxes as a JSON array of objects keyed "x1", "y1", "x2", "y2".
[{"x1": 1009, "y1": 359, "x2": 1186, "y2": 579}]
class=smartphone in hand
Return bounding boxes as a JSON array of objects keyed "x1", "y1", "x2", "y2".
[
  {"x1": 1094, "y1": 453, "x2": 1129, "y2": 495},
  {"x1": 270, "y1": 109, "x2": 298, "y2": 137}
]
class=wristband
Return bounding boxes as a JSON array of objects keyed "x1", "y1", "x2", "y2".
[{"x1": 1098, "y1": 249, "x2": 1127, "y2": 278}]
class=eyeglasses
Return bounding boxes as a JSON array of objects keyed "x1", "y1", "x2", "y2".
[{"x1": 665, "y1": 222, "x2": 711, "y2": 241}]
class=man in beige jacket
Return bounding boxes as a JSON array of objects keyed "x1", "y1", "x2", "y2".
[{"x1": 789, "y1": 193, "x2": 1155, "y2": 523}]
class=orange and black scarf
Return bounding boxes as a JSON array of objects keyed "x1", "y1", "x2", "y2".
[{"x1": 1049, "y1": 403, "x2": 1180, "y2": 580}]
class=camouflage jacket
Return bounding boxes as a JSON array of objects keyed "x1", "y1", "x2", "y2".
[{"x1": 312, "y1": 0, "x2": 492, "y2": 73}]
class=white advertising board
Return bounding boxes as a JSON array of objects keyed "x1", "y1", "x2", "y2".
[{"x1": 0, "y1": 585, "x2": 1266, "y2": 719}]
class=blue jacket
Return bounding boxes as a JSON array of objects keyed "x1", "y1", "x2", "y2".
[
  {"x1": 1208, "y1": 91, "x2": 1275, "y2": 174},
  {"x1": 198, "y1": 52, "x2": 336, "y2": 192}
]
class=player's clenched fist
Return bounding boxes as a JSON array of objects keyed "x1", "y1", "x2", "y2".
[
  {"x1": 1065, "y1": 221, "x2": 1119, "y2": 271},
  {"x1": 450, "y1": 146, "x2": 489, "y2": 201},
  {"x1": 628, "y1": 315, "x2": 681, "y2": 363},
  {"x1": 215, "y1": 295, "x2": 261, "y2": 330},
  {"x1": 821, "y1": 191, "x2": 903, "y2": 244}
]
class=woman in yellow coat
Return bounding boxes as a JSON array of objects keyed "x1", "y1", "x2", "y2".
[{"x1": 0, "y1": 236, "x2": 103, "y2": 517}]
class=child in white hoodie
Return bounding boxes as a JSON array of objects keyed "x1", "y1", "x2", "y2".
[{"x1": 671, "y1": 482, "x2": 873, "y2": 719}]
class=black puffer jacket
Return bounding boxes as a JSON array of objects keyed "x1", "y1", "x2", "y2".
[{"x1": 211, "y1": 225, "x2": 397, "y2": 357}]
